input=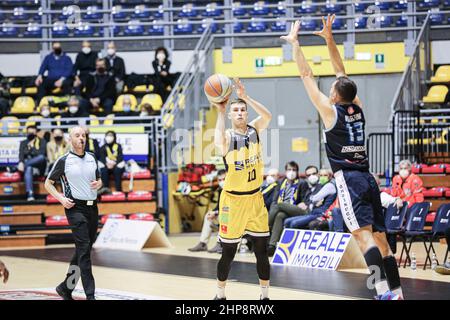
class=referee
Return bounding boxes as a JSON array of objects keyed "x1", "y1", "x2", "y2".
[{"x1": 45, "y1": 126, "x2": 102, "y2": 300}]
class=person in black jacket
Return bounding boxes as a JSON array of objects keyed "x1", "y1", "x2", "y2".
[
  {"x1": 105, "y1": 42, "x2": 126, "y2": 94},
  {"x1": 98, "y1": 130, "x2": 125, "y2": 194},
  {"x1": 84, "y1": 59, "x2": 116, "y2": 115},
  {"x1": 73, "y1": 41, "x2": 98, "y2": 95},
  {"x1": 261, "y1": 168, "x2": 279, "y2": 211},
  {"x1": 17, "y1": 125, "x2": 47, "y2": 201},
  {"x1": 152, "y1": 47, "x2": 174, "y2": 101},
  {"x1": 83, "y1": 126, "x2": 100, "y2": 159}
]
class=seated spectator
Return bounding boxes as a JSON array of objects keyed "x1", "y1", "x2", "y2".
[
  {"x1": 120, "y1": 95, "x2": 139, "y2": 117},
  {"x1": 98, "y1": 130, "x2": 125, "y2": 194},
  {"x1": 61, "y1": 96, "x2": 89, "y2": 126},
  {"x1": 84, "y1": 59, "x2": 116, "y2": 114},
  {"x1": 0, "y1": 73, "x2": 9, "y2": 116},
  {"x1": 17, "y1": 125, "x2": 47, "y2": 201},
  {"x1": 35, "y1": 42, "x2": 73, "y2": 101},
  {"x1": 105, "y1": 42, "x2": 126, "y2": 94},
  {"x1": 261, "y1": 168, "x2": 279, "y2": 211},
  {"x1": 47, "y1": 128, "x2": 69, "y2": 171},
  {"x1": 390, "y1": 159, "x2": 424, "y2": 207},
  {"x1": 0, "y1": 259, "x2": 9, "y2": 284},
  {"x1": 267, "y1": 161, "x2": 308, "y2": 255},
  {"x1": 152, "y1": 47, "x2": 174, "y2": 101},
  {"x1": 83, "y1": 126, "x2": 100, "y2": 158},
  {"x1": 188, "y1": 169, "x2": 226, "y2": 253},
  {"x1": 284, "y1": 167, "x2": 337, "y2": 230},
  {"x1": 140, "y1": 103, "x2": 158, "y2": 117},
  {"x1": 73, "y1": 40, "x2": 98, "y2": 95}
]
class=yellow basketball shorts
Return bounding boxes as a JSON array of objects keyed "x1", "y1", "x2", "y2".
[{"x1": 218, "y1": 190, "x2": 270, "y2": 244}]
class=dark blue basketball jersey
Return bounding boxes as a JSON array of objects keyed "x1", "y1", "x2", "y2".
[{"x1": 324, "y1": 103, "x2": 369, "y2": 173}]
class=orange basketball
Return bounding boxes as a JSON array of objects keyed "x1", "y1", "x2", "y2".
[{"x1": 204, "y1": 74, "x2": 233, "y2": 104}]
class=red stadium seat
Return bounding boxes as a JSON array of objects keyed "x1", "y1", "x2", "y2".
[
  {"x1": 411, "y1": 164, "x2": 422, "y2": 174},
  {"x1": 101, "y1": 191, "x2": 126, "y2": 202},
  {"x1": 101, "y1": 213, "x2": 126, "y2": 225},
  {"x1": 423, "y1": 187, "x2": 447, "y2": 198},
  {"x1": 46, "y1": 193, "x2": 64, "y2": 203},
  {"x1": 46, "y1": 215, "x2": 69, "y2": 226},
  {"x1": 445, "y1": 190, "x2": 450, "y2": 198},
  {"x1": 426, "y1": 211, "x2": 436, "y2": 223},
  {"x1": 123, "y1": 169, "x2": 151, "y2": 179},
  {"x1": 0, "y1": 171, "x2": 21, "y2": 183},
  {"x1": 421, "y1": 164, "x2": 448, "y2": 174},
  {"x1": 129, "y1": 213, "x2": 154, "y2": 221},
  {"x1": 127, "y1": 191, "x2": 153, "y2": 201}
]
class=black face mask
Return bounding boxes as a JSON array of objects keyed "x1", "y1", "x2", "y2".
[
  {"x1": 97, "y1": 67, "x2": 106, "y2": 74},
  {"x1": 27, "y1": 133, "x2": 36, "y2": 141},
  {"x1": 54, "y1": 48, "x2": 62, "y2": 55},
  {"x1": 54, "y1": 136, "x2": 63, "y2": 142}
]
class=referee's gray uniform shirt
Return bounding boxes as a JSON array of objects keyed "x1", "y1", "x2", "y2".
[{"x1": 48, "y1": 151, "x2": 100, "y2": 201}]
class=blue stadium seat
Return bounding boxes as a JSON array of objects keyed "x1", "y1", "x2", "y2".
[
  {"x1": 374, "y1": 1, "x2": 392, "y2": 11},
  {"x1": 321, "y1": 1, "x2": 343, "y2": 14},
  {"x1": 232, "y1": 2, "x2": 247, "y2": 17},
  {"x1": 430, "y1": 10, "x2": 445, "y2": 25},
  {"x1": 59, "y1": 6, "x2": 78, "y2": 21},
  {"x1": 0, "y1": 23, "x2": 18, "y2": 37},
  {"x1": 418, "y1": 0, "x2": 441, "y2": 9},
  {"x1": 353, "y1": 1, "x2": 367, "y2": 13},
  {"x1": 271, "y1": 19, "x2": 287, "y2": 32},
  {"x1": 394, "y1": 1, "x2": 408, "y2": 10},
  {"x1": 272, "y1": 1, "x2": 286, "y2": 16},
  {"x1": 202, "y1": 2, "x2": 222, "y2": 17},
  {"x1": 233, "y1": 21, "x2": 244, "y2": 33},
  {"x1": 174, "y1": 19, "x2": 193, "y2": 34},
  {"x1": 0, "y1": 11, "x2": 4, "y2": 23},
  {"x1": 11, "y1": 7, "x2": 29, "y2": 21},
  {"x1": 396, "y1": 14, "x2": 408, "y2": 27},
  {"x1": 297, "y1": 1, "x2": 317, "y2": 14},
  {"x1": 99, "y1": 25, "x2": 120, "y2": 36},
  {"x1": 197, "y1": 18, "x2": 219, "y2": 33},
  {"x1": 54, "y1": 0, "x2": 74, "y2": 5},
  {"x1": 249, "y1": 1, "x2": 269, "y2": 16},
  {"x1": 74, "y1": 22, "x2": 95, "y2": 37},
  {"x1": 332, "y1": 17, "x2": 344, "y2": 30},
  {"x1": 378, "y1": 15, "x2": 393, "y2": 28},
  {"x1": 149, "y1": 20, "x2": 164, "y2": 35},
  {"x1": 112, "y1": 5, "x2": 127, "y2": 20},
  {"x1": 24, "y1": 22, "x2": 42, "y2": 37},
  {"x1": 178, "y1": 3, "x2": 198, "y2": 18},
  {"x1": 52, "y1": 21, "x2": 69, "y2": 37},
  {"x1": 247, "y1": 18, "x2": 267, "y2": 32},
  {"x1": 301, "y1": 18, "x2": 317, "y2": 31},
  {"x1": 132, "y1": 5, "x2": 151, "y2": 19},
  {"x1": 445, "y1": 0, "x2": 450, "y2": 7},
  {"x1": 84, "y1": 6, "x2": 102, "y2": 21},
  {"x1": 77, "y1": 0, "x2": 98, "y2": 5},
  {"x1": 354, "y1": 16, "x2": 367, "y2": 29},
  {"x1": 124, "y1": 20, "x2": 145, "y2": 36},
  {"x1": 153, "y1": 5, "x2": 164, "y2": 19}
]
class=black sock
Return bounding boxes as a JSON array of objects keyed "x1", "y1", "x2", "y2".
[
  {"x1": 383, "y1": 255, "x2": 402, "y2": 291},
  {"x1": 364, "y1": 246, "x2": 388, "y2": 294}
]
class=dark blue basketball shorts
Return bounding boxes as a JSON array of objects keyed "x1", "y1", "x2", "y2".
[{"x1": 334, "y1": 170, "x2": 386, "y2": 233}]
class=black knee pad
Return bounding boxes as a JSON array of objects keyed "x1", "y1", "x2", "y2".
[
  {"x1": 217, "y1": 242, "x2": 238, "y2": 282},
  {"x1": 252, "y1": 237, "x2": 270, "y2": 281}
]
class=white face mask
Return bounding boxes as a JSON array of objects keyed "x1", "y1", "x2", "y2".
[
  {"x1": 82, "y1": 47, "x2": 91, "y2": 54},
  {"x1": 123, "y1": 104, "x2": 131, "y2": 112},
  {"x1": 140, "y1": 111, "x2": 148, "y2": 117},
  {"x1": 308, "y1": 174, "x2": 319, "y2": 185},
  {"x1": 266, "y1": 175, "x2": 276, "y2": 185},
  {"x1": 105, "y1": 136, "x2": 114, "y2": 144},
  {"x1": 41, "y1": 109, "x2": 50, "y2": 117},
  {"x1": 69, "y1": 106, "x2": 78, "y2": 114},
  {"x1": 157, "y1": 52, "x2": 166, "y2": 61},
  {"x1": 286, "y1": 170, "x2": 297, "y2": 181},
  {"x1": 218, "y1": 181, "x2": 225, "y2": 189},
  {"x1": 107, "y1": 48, "x2": 115, "y2": 56},
  {"x1": 399, "y1": 169, "x2": 410, "y2": 179}
]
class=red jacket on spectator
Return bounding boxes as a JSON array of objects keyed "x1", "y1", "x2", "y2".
[{"x1": 390, "y1": 173, "x2": 424, "y2": 207}]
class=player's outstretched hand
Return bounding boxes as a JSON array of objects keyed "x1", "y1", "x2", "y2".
[
  {"x1": 280, "y1": 20, "x2": 300, "y2": 45},
  {"x1": 233, "y1": 78, "x2": 247, "y2": 100},
  {"x1": 0, "y1": 260, "x2": 10, "y2": 284},
  {"x1": 314, "y1": 14, "x2": 335, "y2": 41}
]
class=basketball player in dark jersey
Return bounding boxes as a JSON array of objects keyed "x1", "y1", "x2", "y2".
[{"x1": 281, "y1": 15, "x2": 404, "y2": 300}]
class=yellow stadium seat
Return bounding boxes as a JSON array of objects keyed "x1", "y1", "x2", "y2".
[
  {"x1": 0, "y1": 116, "x2": 20, "y2": 134},
  {"x1": 11, "y1": 96, "x2": 35, "y2": 114},
  {"x1": 25, "y1": 87, "x2": 38, "y2": 95},
  {"x1": 54, "y1": 115, "x2": 62, "y2": 127},
  {"x1": 178, "y1": 94, "x2": 186, "y2": 110},
  {"x1": 133, "y1": 85, "x2": 148, "y2": 93},
  {"x1": 104, "y1": 114, "x2": 115, "y2": 126},
  {"x1": 89, "y1": 114, "x2": 100, "y2": 127},
  {"x1": 9, "y1": 87, "x2": 22, "y2": 95},
  {"x1": 140, "y1": 93, "x2": 163, "y2": 111},
  {"x1": 113, "y1": 94, "x2": 138, "y2": 112},
  {"x1": 422, "y1": 85, "x2": 448, "y2": 104},
  {"x1": 52, "y1": 87, "x2": 62, "y2": 94},
  {"x1": 431, "y1": 65, "x2": 450, "y2": 83},
  {"x1": 23, "y1": 115, "x2": 43, "y2": 132},
  {"x1": 38, "y1": 96, "x2": 68, "y2": 113},
  {"x1": 162, "y1": 113, "x2": 175, "y2": 129}
]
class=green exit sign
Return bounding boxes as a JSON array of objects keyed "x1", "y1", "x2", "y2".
[
  {"x1": 375, "y1": 53, "x2": 385, "y2": 69},
  {"x1": 255, "y1": 58, "x2": 264, "y2": 68}
]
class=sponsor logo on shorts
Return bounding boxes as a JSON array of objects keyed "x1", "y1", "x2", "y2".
[
  {"x1": 222, "y1": 206, "x2": 229, "y2": 213},
  {"x1": 220, "y1": 213, "x2": 229, "y2": 224},
  {"x1": 221, "y1": 225, "x2": 228, "y2": 234}
]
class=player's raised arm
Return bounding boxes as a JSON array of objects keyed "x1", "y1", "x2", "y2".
[
  {"x1": 314, "y1": 14, "x2": 362, "y2": 107},
  {"x1": 281, "y1": 21, "x2": 335, "y2": 129},
  {"x1": 234, "y1": 78, "x2": 272, "y2": 133},
  {"x1": 213, "y1": 99, "x2": 230, "y2": 156}
]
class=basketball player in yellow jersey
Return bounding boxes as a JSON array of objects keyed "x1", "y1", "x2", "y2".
[{"x1": 213, "y1": 78, "x2": 272, "y2": 300}]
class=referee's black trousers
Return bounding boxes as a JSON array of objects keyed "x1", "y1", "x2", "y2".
[{"x1": 62, "y1": 201, "x2": 99, "y2": 298}]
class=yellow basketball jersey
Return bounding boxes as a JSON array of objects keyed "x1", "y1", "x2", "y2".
[{"x1": 223, "y1": 125, "x2": 264, "y2": 193}]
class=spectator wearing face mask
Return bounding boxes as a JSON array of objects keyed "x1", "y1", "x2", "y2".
[
  {"x1": 98, "y1": 131, "x2": 125, "y2": 194},
  {"x1": 84, "y1": 58, "x2": 116, "y2": 115},
  {"x1": 83, "y1": 126, "x2": 100, "y2": 159},
  {"x1": 47, "y1": 128, "x2": 69, "y2": 171},
  {"x1": 152, "y1": 47, "x2": 174, "y2": 101},
  {"x1": 261, "y1": 168, "x2": 279, "y2": 211},
  {"x1": 390, "y1": 159, "x2": 424, "y2": 208},
  {"x1": 62, "y1": 96, "x2": 89, "y2": 126},
  {"x1": 188, "y1": 169, "x2": 227, "y2": 253},
  {"x1": 73, "y1": 41, "x2": 98, "y2": 95},
  {"x1": 35, "y1": 42, "x2": 73, "y2": 101},
  {"x1": 104, "y1": 42, "x2": 126, "y2": 94},
  {"x1": 119, "y1": 95, "x2": 138, "y2": 116},
  {"x1": 17, "y1": 125, "x2": 47, "y2": 201},
  {"x1": 267, "y1": 161, "x2": 308, "y2": 255}
]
